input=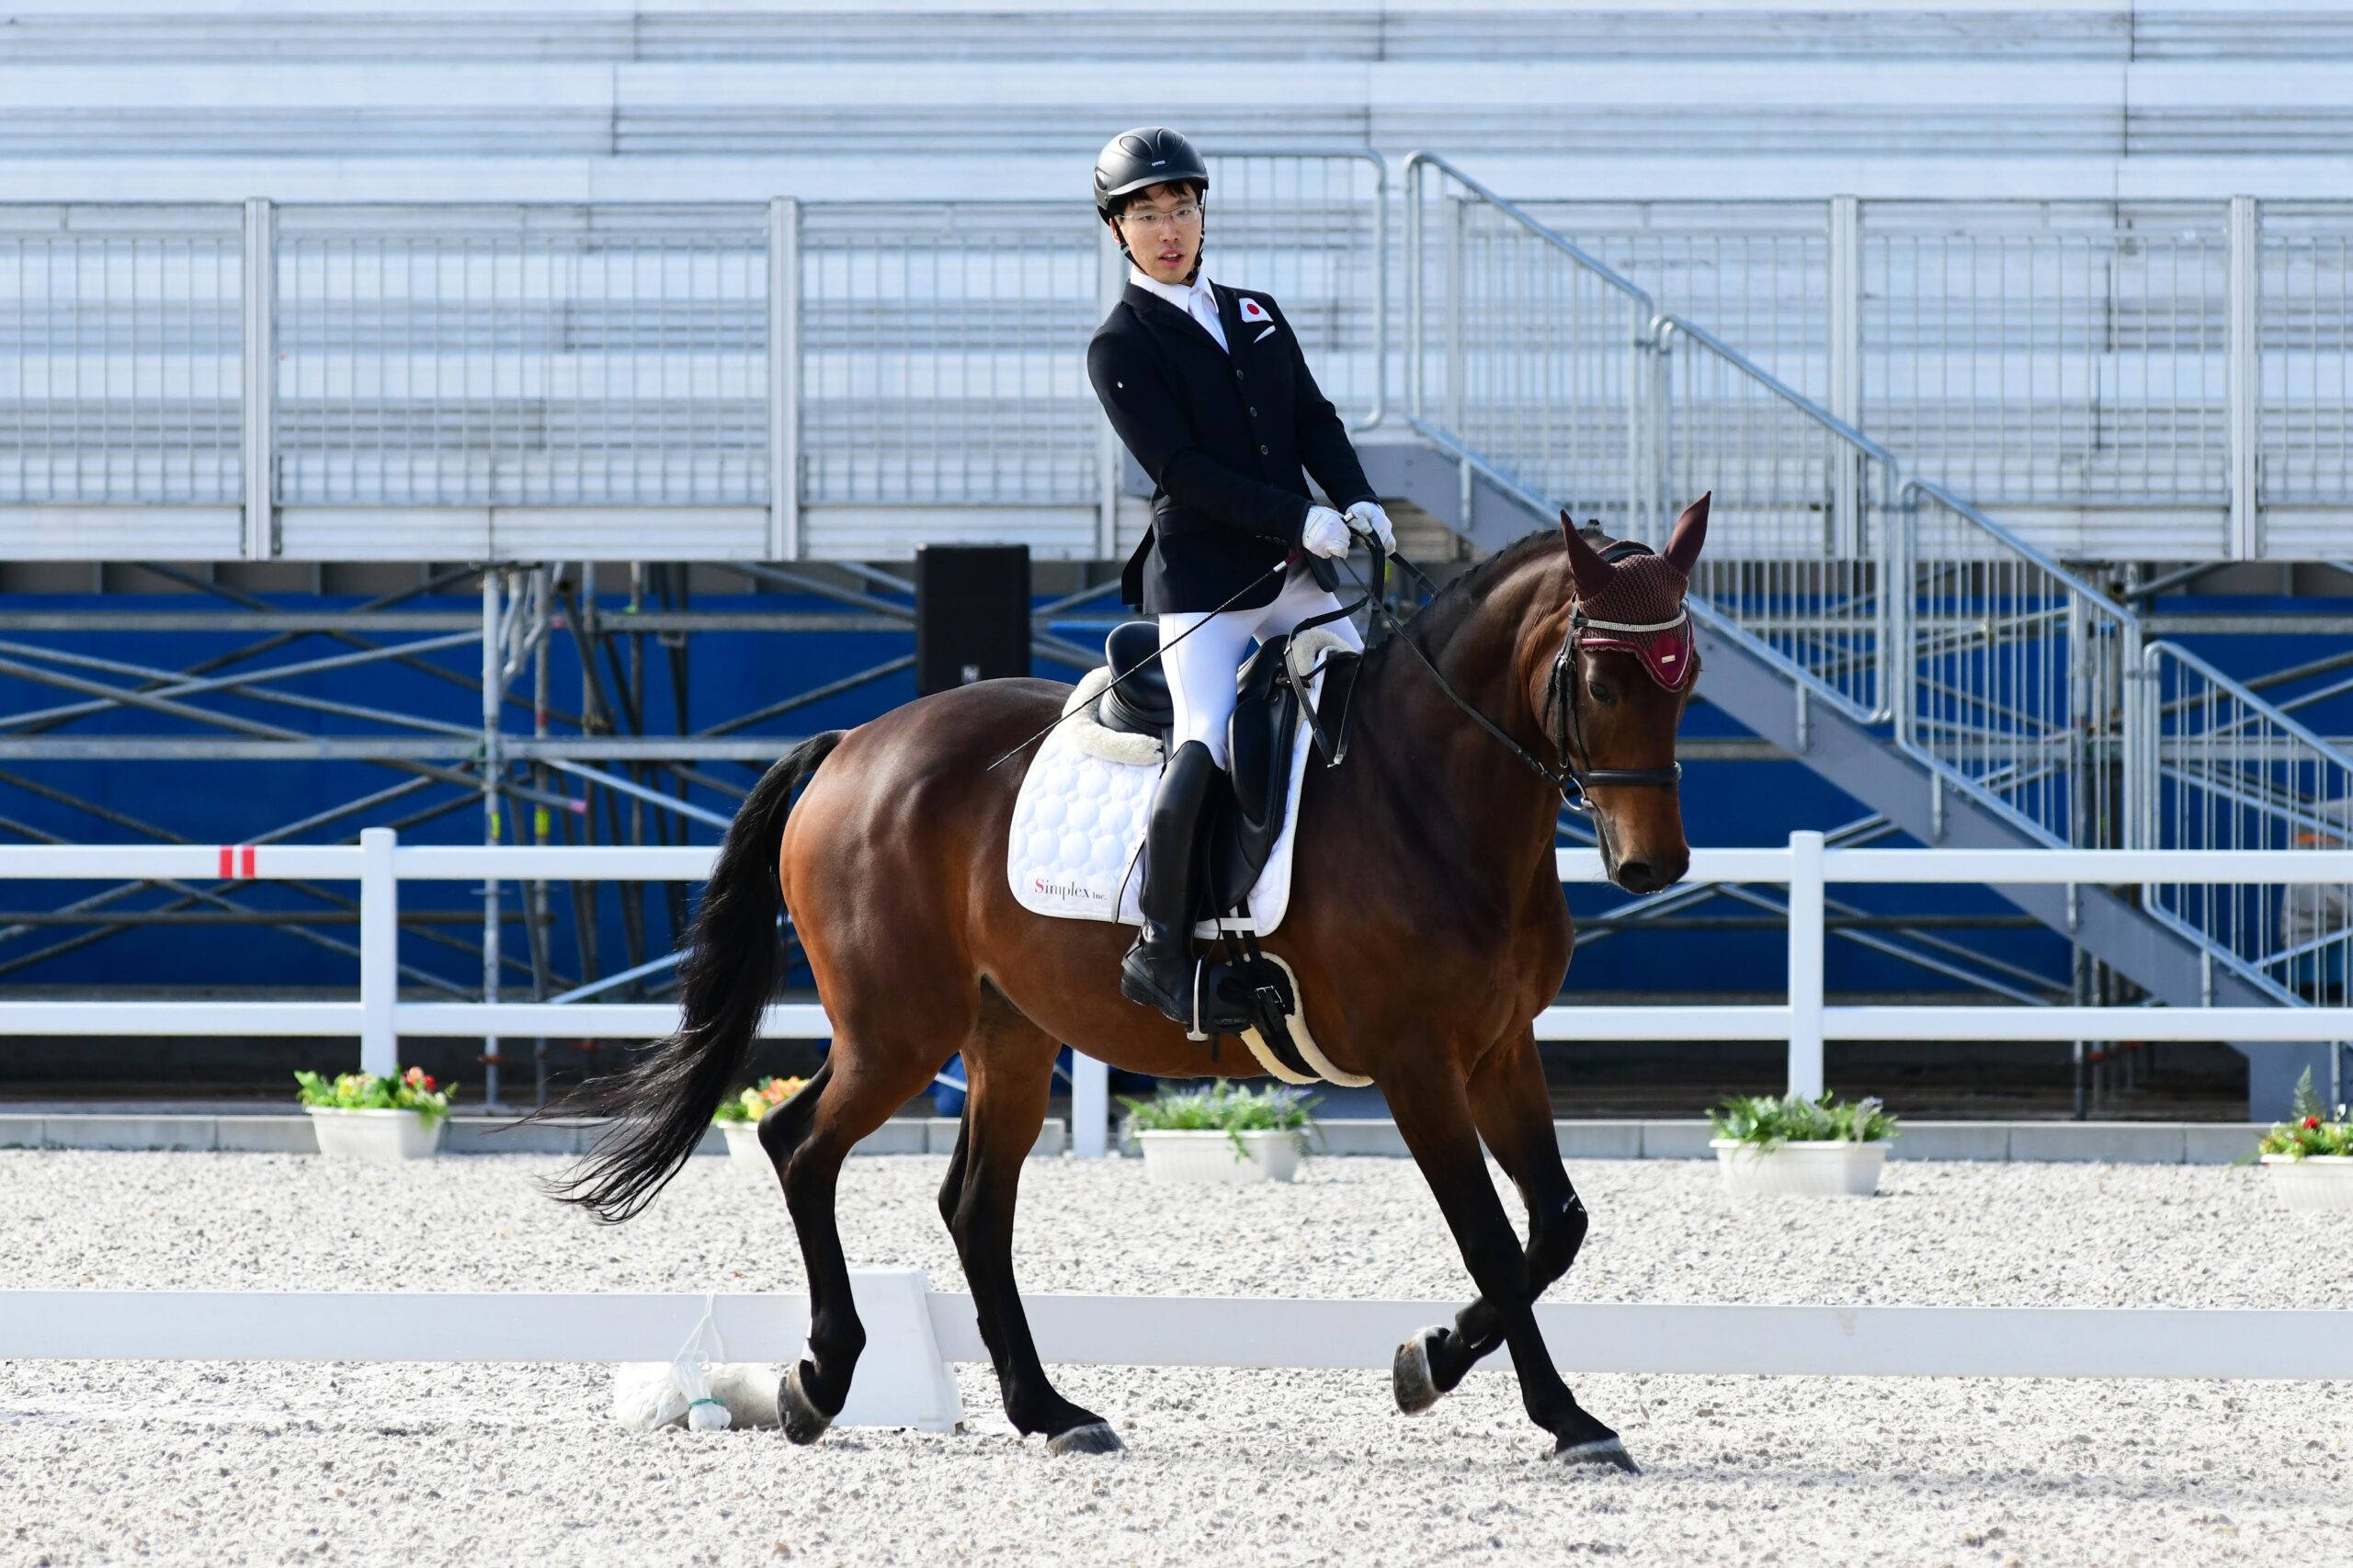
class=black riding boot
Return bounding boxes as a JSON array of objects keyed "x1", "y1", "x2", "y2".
[{"x1": 1120, "y1": 738, "x2": 1222, "y2": 1030}]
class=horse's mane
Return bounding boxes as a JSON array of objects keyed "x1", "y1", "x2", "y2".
[{"x1": 1389, "y1": 525, "x2": 1563, "y2": 657}]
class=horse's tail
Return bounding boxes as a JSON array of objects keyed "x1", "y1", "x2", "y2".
[{"x1": 540, "y1": 729, "x2": 847, "y2": 1223}]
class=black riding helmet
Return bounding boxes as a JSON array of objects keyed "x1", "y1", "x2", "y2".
[{"x1": 1093, "y1": 126, "x2": 1210, "y2": 222}]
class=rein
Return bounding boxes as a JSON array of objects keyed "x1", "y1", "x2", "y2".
[{"x1": 1335, "y1": 532, "x2": 1686, "y2": 816}]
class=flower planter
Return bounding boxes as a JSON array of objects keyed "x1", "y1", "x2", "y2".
[
  {"x1": 305, "y1": 1107, "x2": 444, "y2": 1164},
  {"x1": 719, "y1": 1121, "x2": 774, "y2": 1180},
  {"x1": 1137, "y1": 1129, "x2": 1302, "y2": 1186},
  {"x1": 2261, "y1": 1153, "x2": 2353, "y2": 1213},
  {"x1": 1711, "y1": 1137, "x2": 1887, "y2": 1197}
]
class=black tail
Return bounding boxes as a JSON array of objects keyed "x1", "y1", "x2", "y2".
[{"x1": 540, "y1": 729, "x2": 846, "y2": 1223}]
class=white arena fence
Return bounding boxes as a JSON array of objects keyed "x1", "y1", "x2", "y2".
[
  {"x1": 6, "y1": 1271, "x2": 2348, "y2": 1427},
  {"x1": 2, "y1": 831, "x2": 2349, "y2": 1158},
  {"x1": 5, "y1": 837, "x2": 2353, "y2": 1153}
]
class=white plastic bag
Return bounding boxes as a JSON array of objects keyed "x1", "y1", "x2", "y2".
[{"x1": 609, "y1": 1291, "x2": 779, "y2": 1434}]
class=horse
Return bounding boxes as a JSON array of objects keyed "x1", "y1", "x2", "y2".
[{"x1": 545, "y1": 494, "x2": 1711, "y2": 1469}]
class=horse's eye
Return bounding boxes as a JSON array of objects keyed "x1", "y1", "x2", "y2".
[{"x1": 1588, "y1": 679, "x2": 1618, "y2": 706}]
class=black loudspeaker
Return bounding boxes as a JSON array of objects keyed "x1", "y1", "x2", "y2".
[{"x1": 915, "y1": 544, "x2": 1031, "y2": 696}]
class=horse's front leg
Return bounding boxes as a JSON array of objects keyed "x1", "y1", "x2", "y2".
[
  {"x1": 1381, "y1": 1054, "x2": 1634, "y2": 1470},
  {"x1": 1393, "y1": 1026, "x2": 1590, "y2": 1415}
]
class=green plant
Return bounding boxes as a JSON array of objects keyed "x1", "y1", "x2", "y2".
[
  {"x1": 293, "y1": 1066, "x2": 456, "y2": 1127},
  {"x1": 712, "y1": 1075, "x2": 807, "y2": 1125},
  {"x1": 1706, "y1": 1091, "x2": 1898, "y2": 1150},
  {"x1": 1120, "y1": 1081, "x2": 1320, "y2": 1160},
  {"x1": 2255, "y1": 1069, "x2": 2353, "y2": 1160}
]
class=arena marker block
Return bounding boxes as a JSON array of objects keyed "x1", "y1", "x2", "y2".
[{"x1": 829, "y1": 1269, "x2": 964, "y2": 1432}]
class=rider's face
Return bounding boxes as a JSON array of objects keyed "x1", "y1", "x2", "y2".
[{"x1": 1109, "y1": 182, "x2": 1204, "y2": 286}]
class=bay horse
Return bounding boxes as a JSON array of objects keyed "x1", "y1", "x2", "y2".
[{"x1": 548, "y1": 495, "x2": 1711, "y2": 1469}]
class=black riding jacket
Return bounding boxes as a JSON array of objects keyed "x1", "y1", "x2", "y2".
[{"x1": 1087, "y1": 279, "x2": 1376, "y2": 615}]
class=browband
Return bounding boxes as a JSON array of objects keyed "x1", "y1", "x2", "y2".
[{"x1": 1575, "y1": 608, "x2": 1696, "y2": 692}]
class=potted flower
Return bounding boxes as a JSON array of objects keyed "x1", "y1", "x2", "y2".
[
  {"x1": 711, "y1": 1075, "x2": 805, "y2": 1176},
  {"x1": 1707, "y1": 1092, "x2": 1898, "y2": 1197},
  {"x1": 1120, "y1": 1081, "x2": 1318, "y2": 1185},
  {"x1": 293, "y1": 1067, "x2": 455, "y2": 1164},
  {"x1": 2253, "y1": 1070, "x2": 2353, "y2": 1213}
]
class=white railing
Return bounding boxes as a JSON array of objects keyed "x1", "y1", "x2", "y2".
[
  {"x1": 0, "y1": 152, "x2": 1387, "y2": 564},
  {"x1": 7, "y1": 187, "x2": 2351, "y2": 562},
  {"x1": 5, "y1": 833, "x2": 2348, "y2": 1131},
  {"x1": 1518, "y1": 195, "x2": 2353, "y2": 560},
  {"x1": 9, "y1": 1276, "x2": 2347, "y2": 1404}
]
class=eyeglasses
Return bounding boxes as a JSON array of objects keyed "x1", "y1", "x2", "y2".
[{"x1": 1120, "y1": 203, "x2": 1202, "y2": 233}]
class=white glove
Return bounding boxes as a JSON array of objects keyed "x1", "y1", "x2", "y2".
[
  {"x1": 1345, "y1": 499, "x2": 1396, "y2": 555},
  {"x1": 1300, "y1": 505, "x2": 1352, "y2": 561}
]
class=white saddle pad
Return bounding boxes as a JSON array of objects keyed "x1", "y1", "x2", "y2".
[{"x1": 1007, "y1": 631, "x2": 1351, "y2": 938}]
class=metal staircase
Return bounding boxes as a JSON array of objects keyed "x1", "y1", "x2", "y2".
[{"x1": 1361, "y1": 153, "x2": 2345, "y2": 1116}]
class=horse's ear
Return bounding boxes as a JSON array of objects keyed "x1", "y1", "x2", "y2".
[
  {"x1": 1665, "y1": 492, "x2": 1711, "y2": 575},
  {"x1": 1558, "y1": 507, "x2": 1612, "y2": 599}
]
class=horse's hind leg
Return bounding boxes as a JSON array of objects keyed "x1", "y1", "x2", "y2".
[
  {"x1": 1395, "y1": 1027, "x2": 1589, "y2": 1414},
  {"x1": 942, "y1": 997, "x2": 1121, "y2": 1454},
  {"x1": 1382, "y1": 1052, "x2": 1632, "y2": 1469},
  {"x1": 764, "y1": 1044, "x2": 942, "y2": 1446}
]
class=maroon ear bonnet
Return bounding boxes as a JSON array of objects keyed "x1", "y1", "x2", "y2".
[
  {"x1": 1554, "y1": 497, "x2": 1706, "y2": 689},
  {"x1": 1570, "y1": 540, "x2": 1695, "y2": 690}
]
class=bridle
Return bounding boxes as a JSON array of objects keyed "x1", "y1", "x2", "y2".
[{"x1": 1335, "y1": 536, "x2": 1691, "y2": 815}]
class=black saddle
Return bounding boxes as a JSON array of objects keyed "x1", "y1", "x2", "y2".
[
  {"x1": 1100, "y1": 620, "x2": 1172, "y2": 738},
  {"x1": 1088, "y1": 619, "x2": 1365, "y2": 1070},
  {"x1": 1091, "y1": 620, "x2": 1362, "y2": 918}
]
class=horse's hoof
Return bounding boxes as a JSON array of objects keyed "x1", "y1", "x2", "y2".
[
  {"x1": 1550, "y1": 1436, "x2": 1640, "y2": 1474},
  {"x1": 1046, "y1": 1421, "x2": 1125, "y2": 1456},
  {"x1": 1392, "y1": 1325, "x2": 1448, "y2": 1415},
  {"x1": 779, "y1": 1361, "x2": 834, "y2": 1447}
]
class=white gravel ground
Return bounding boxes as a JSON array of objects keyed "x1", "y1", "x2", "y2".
[{"x1": 5, "y1": 1149, "x2": 2347, "y2": 1566}]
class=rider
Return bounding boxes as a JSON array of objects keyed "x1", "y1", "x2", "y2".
[{"x1": 1085, "y1": 125, "x2": 1396, "y2": 1028}]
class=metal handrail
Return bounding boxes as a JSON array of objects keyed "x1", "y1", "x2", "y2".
[
  {"x1": 1401, "y1": 152, "x2": 1654, "y2": 307},
  {"x1": 1401, "y1": 151, "x2": 1654, "y2": 427},
  {"x1": 2146, "y1": 640, "x2": 2353, "y2": 779},
  {"x1": 1898, "y1": 479, "x2": 2144, "y2": 854},
  {"x1": 1394, "y1": 156, "x2": 2218, "y2": 884},
  {"x1": 1900, "y1": 477, "x2": 2135, "y2": 631},
  {"x1": 1652, "y1": 314, "x2": 1897, "y2": 469},
  {"x1": 2136, "y1": 639, "x2": 2353, "y2": 1012},
  {"x1": 1401, "y1": 160, "x2": 1906, "y2": 723},
  {"x1": 1648, "y1": 314, "x2": 1904, "y2": 722},
  {"x1": 1396, "y1": 409, "x2": 1900, "y2": 722}
]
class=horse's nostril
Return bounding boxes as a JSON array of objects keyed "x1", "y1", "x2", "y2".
[{"x1": 1616, "y1": 859, "x2": 1661, "y2": 893}]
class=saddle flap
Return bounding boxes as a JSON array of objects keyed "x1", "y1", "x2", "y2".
[{"x1": 1205, "y1": 634, "x2": 1302, "y2": 915}]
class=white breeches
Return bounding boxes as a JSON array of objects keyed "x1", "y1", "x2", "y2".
[{"x1": 1157, "y1": 559, "x2": 1365, "y2": 769}]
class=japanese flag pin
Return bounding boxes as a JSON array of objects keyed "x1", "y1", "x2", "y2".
[{"x1": 1238, "y1": 297, "x2": 1269, "y2": 324}]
